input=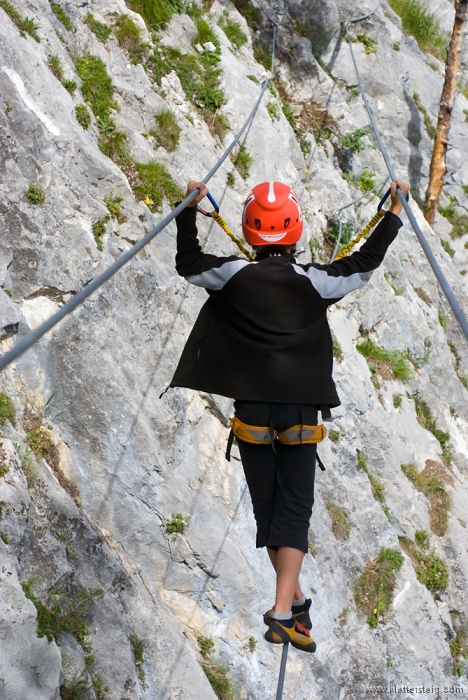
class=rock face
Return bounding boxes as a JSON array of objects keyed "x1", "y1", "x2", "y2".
[{"x1": 1, "y1": 0, "x2": 468, "y2": 698}]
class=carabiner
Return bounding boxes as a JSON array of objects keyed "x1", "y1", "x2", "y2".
[
  {"x1": 197, "y1": 192, "x2": 220, "y2": 217},
  {"x1": 378, "y1": 188, "x2": 410, "y2": 211}
]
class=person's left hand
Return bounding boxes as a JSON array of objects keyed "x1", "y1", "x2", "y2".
[{"x1": 186, "y1": 180, "x2": 209, "y2": 207}]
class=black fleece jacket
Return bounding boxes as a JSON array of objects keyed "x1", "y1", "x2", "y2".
[{"x1": 170, "y1": 206, "x2": 402, "y2": 406}]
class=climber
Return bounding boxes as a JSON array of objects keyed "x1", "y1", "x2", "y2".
[{"x1": 170, "y1": 177, "x2": 410, "y2": 653}]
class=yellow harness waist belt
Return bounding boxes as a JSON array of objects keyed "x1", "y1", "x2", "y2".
[{"x1": 231, "y1": 416, "x2": 327, "y2": 445}]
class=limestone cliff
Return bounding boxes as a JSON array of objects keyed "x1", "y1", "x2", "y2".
[{"x1": 1, "y1": 0, "x2": 468, "y2": 698}]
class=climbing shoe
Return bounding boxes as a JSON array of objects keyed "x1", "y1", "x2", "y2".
[
  {"x1": 264, "y1": 618, "x2": 316, "y2": 653},
  {"x1": 263, "y1": 598, "x2": 312, "y2": 630}
]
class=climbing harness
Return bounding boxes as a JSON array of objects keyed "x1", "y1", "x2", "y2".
[
  {"x1": 333, "y1": 187, "x2": 410, "y2": 261},
  {"x1": 197, "y1": 193, "x2": 254, "y2": 260},
  {"x1": 229, "y1": 415, "x2": 326, "y2": 446}
]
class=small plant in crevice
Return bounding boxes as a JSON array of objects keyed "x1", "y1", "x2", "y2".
[
  {"x1": 197, "y1": 635, "x2": 240, "y2": 699},
  {"x1": 150, "y1": 108, "x2": 182, "y2": 152},
  {"x1": 413, "y1": 285, "x2": 431, "y2": 306},
  {"x1": 438, "y1": 201, "x2": 468, "y2": 239},
  {"x1": 414, "y1": 397, "x2": 451, "y2": 461},
  {"x1": 328, "y1": 429, "x2": 340, "y2": 443},
  {"x1": 333, "y1": 341, "x2": 343, "y2": 361},
  {"x1": 357, "y1": 450, "x2": 368, "y2": 472},
  {"x1": 449, "y1": 628, "x2": 468, "y2": 677},
  {"x1": 85, "y1": 13, "x2": 112, "y2": 41},
  {"x1": 114, "y1": 13, "x2": 149, "y2": 65},
  {"x1": 413, "y1": 92, "x2": 436, "y2": 139},
  {"x1": 326, "y1": 503, "x2": 351, "y2": 539},
  {"x1": 356, "y1": 168, "x2": 377, "y2": 193},
  {"x1": 165, "y1": 512, "x2": 186, "y2": 536},
  {"x1": 226, "y1": 172, "x2": 236, "y2": 188},
  {"x1": 0, "y1": 390, "x2": 16, "y2": 426},
  {"x1": 398, "y1": 535, "x2": 449, "y2": 594},
  {"x1": 401, "y1": 461, "x2": 451, "y2": 536},
  {"x1": 0, "y1": 0, "x2": 41, "y2": 41},
  {"x1": 51, "y1": 4, "x2": 72, "y2": 32},
  {"x1": 247, "y1": 636, "x2": 257, "y2": 652},
  {"x1": 26, "y1": 183, "x2": 45, "y2": 205},
  {"x1": 104, "y1": 193, "x2": 126, "y2": 224},
  {"x1": 63, "y1": 79, "x2": 76, "y2": 96},
  {"x1": 393, "y1": 393, "x2": 403, "y2": 409},
  {"x1": 354, "y1": 548, "x2": 404, "y2": 628},
  {"x1": 357, "y1": 337, "x2": 411, "y2": 383},
  {"x1": 338, "y1": 126, "x2": 369, "y2": 153},
  {"x1": 441, "y1": 239, "x2": 455, "y2": 258},
  {"x1": 232, "y1": 145, "x2": 253, "y2": 180},
  {"x1": 125, "y1": 0, "x2": 184, "y2": 31},
  {"x1": 352, "y1": 33, "x2": 377, "y2": 54},
  {"x1": 210, "y1": 112, "x2": 230, "y2": 142},
  {"x1": 75, "y1": 104, "x2": 91, "y2": 129},
  {"x1": 48, "y1": 55, "x2": 64, "y2": 81},
  {"x1": 92, "y1": 216, "x2": 110, "y2": 251},
  {"x1": 438, "y1": 308, "x2": 447, "y2": 330},
  {"x1": 338, "y1": 606, "x2": 351, "y2": 626},
  {"x1": 267, "y1": 101, "x2": 281, "y2": 121},
  {"x1": 219, "y1": 13, "x2": 248, "y2": 49},
  {"x1": 13, "y1": 442, "x2": 38, "y2": 485},
  {"x1": 129, "y1": 633, "x2": 147, "y2": 689},
  {"x1": 60, "y1": 669, "x2": 93, "y2": 699}
]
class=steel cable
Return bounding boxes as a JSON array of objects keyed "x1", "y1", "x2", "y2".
[
  {"x1": 0, "y1": 23, "x2": 278, "y2": 372},
  {"x1": 344, "y1": 27, "x2": 468, "y2": 341}
]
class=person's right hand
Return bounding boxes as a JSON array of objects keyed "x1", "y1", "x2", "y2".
[
  {"x1": 186, "y1": 180, "x2": 209, "y2": 207},
  {"x1": 388, "y1": 179, "x2": 410, "y2": 217}
]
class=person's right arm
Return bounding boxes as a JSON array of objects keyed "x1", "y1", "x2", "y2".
[{"x1": 175, "y1": 180, "x2": 250, "y2": 290}]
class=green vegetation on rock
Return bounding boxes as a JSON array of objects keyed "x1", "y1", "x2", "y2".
[
  {"x1": 401, "y1": 462, "x2": 451, "y2": 536},
  {"x1": 75, "y1": 104, "x2": 91, "y2": 129},
  {"x1": 0, "y1": 390, "x2": 16, "y2": 425},
  {"x1": 151, "y1": 108, "x2": 181, "y2": 152},
  {"x1": 26, "y1": 183, "x2": 45, "y2": 205},
  {"x1": 85, "y1": 13, "x2": 112, "y2": 42},
  {"x1": 0, "y1": 0, "x2": 40, "y2": 41},
  {"x1": 387, "y1": 0, "x2": 448, "y2": 58},
  {"x1": 357, "y1": 337, "x2": 411, "y2": 382},
  {"x1": 51, "y1": 4, "x2": 72, "y2": 32},
  {"x1": 354, "y1": 548, "x2": 404, "y2": 628}
]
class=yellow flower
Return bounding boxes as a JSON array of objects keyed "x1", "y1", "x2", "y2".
[
  {"x1": 145, "y1": 196, "x2": 151, "y2": 205},
  {"x1": 304, "y1": 169, "x2": 309, "y2": 173}
]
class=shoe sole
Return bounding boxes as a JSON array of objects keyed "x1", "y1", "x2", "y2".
[{"x1": 264, "y1": 623, "x2": 316, "y2": 653}]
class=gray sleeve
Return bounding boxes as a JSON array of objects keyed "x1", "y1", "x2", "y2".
[
  {"x1": 292, "y1": 264, "x2": 374, "y2": 298},
  {"x1": 187, "y1": 259, "x2": 252, "y2": 291}
]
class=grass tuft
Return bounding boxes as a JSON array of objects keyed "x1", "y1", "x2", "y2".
[
  {"x1": 220, "y1": 13, "x2": 248, "y2": 49},
  {"x1": 326, "y1": 503, "x2": 351, "y2": 539},
  {"x1": 92, "y1": 216, "x2": 110, "y2": 251},
  {"x1": 438, "y1": 202, "x2": 468, "y2": 239},
  {"x1": 129, "y1": 633, "x2": 147, "y2": 689},
  {"x1": 126, "y1": 0, "x2": 184, "y2": 31},
  {"x1": 398, "y1": 535, "x2": 449, "y2": 594},
  {"x1": 48, "y1": 55, "x2": 64, "y2": 82},
  {"x1": 0, "y1": 0, "x2": 41, "y2": 41},
  {"x1": 75, "y1": 54, "x2": 115, "y2": 122},
  {"x1": 133, "y1": 161, "x2": 183, "y2": 212},
  {"x1": 26, "y1": 183, "x2": 45, "y2": 205},
  {"x1": 114, "y1": 14, "x2": 148, "y2": 64},
  {"x1": 232, "y1": 145, "x2": 253, "y2": 179},
  {"x1": 0, "y1": 390, "x2": 16, "y2": 425},
  {"x1": 150, "y1": 108, "x2": 181, "y2": 152},
  {"x1": 387, "y1": 0, "x2": 448, "y2": 58},
  {"x1": 85, "y1": 13, "x2": 111, "y2": 42},
  {"x1": 357, "y1": 337, "x2": 411, "y2": 382},
  {"x1": 393, "y1": 393, "x2": 403, "y2": 409},
  {"x1": 354, "y1": 548, "x2": 404, "y2": 628},
  {"x1": 414, "y1": 397, "x2": 450, "y2": 456},
  {"x1": 401, "y1": 461, "x2": 451, "y2": 536},
  {"x1": 75, "y1": 104, "x2": 91, "y2": 129},
  {"x1": 51, "y1": 4, "x2": 72, "y2": 31}
]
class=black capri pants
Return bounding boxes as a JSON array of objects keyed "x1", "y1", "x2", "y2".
[{"x1": 234, "y1": 401, "x2": 318, "y2": 554}]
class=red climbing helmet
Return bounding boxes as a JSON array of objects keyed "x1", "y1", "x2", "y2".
[{"x1": 242, "y1": 181, "x2": 303, "y2": 246}]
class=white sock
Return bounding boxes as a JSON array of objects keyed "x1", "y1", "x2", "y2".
[
  {"x1": 292, "y1": 596, "x2": 306, "y2": 607},
  {"x1": 271, "y1": 610, "x2": 293, "y2": 621}
]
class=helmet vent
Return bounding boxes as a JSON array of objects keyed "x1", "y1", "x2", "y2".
[
  {"x1": 284, "y1": 218, "x2": 290, "y2": 228},
  {"x1": 254, "y1": 218, "x2": 261, "y2": 230}
]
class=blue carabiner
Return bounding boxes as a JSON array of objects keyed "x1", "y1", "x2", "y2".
[
  {"x1": 378, "y1": 187, "x2": 410, "y2": 211},
  {"x1": 197, "y1": 192, "x2": 220, "y2": 217}
]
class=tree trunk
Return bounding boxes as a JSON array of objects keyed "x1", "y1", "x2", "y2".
[{"x1": 424, "y1": 0, "x2": 468, "y2": 225}]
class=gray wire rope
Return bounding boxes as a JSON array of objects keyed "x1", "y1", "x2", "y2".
[
  {"x1": 0, "y1": 27, "x2": 278, "y2": 373},
  {"x1": 276, "y1": 643, "x2": 289, "y2": 700},
  {"x1": 350, "y1": 1, "x2": 381, "y2": 23},
  {"x1": 344, "y1": 27, "x2": 468, "y2": 341}
]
